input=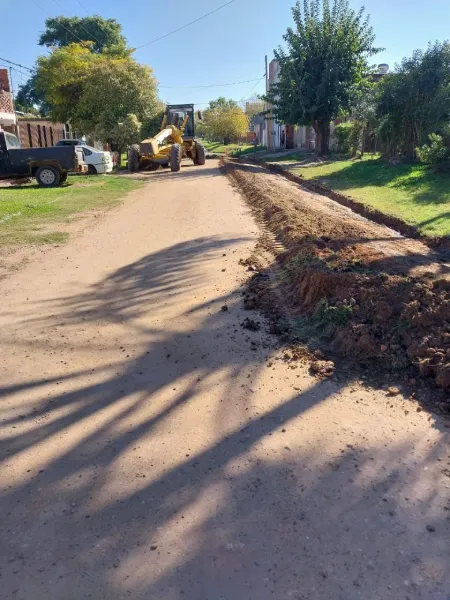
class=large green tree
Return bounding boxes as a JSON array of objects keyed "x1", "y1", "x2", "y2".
[
  {"x1": 17, "y1": 15, "x2": 127, "y2": 115},
  {"x1": 376, "y1": 42, "x2": 450, "y2": 159},
  {"x1": 39, "y1": 15, "x2": 127, "y2": 54},
  {"x1": 203, "y1": 97, "x2": 248, "y2": 144},
  {"x1": 265, "y1": 0, "x2": 380, "y2": 155},
  {"x1": 35, "y1": 43, "x2": 160, "y2": 144}
]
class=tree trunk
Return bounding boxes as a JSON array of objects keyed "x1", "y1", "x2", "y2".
[
  {"x1": 313, "y1": 120, "x2": 330, "y2": 156},
  {"x1": 360, "y1": 128, "x2": 366, "y2": 159}
]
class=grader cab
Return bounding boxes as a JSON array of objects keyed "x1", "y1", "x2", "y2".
[{"x1": 128, "y1": 104, "x2": 206, "y2": 173}]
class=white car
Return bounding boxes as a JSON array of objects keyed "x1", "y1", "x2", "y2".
[{"x1": 81, "y1": 145, "x2": 114, "y2": 175}]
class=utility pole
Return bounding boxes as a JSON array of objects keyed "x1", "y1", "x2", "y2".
[{"x1": 265, "y1": 55, "x2": 273, "y2": 151}]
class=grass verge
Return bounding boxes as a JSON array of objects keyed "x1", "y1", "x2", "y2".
[
  {"x1": 202, "y1": 141, "x2": 256, "y2": 155},
  {"x1": 0, "y1": 175, "x2": 143, "y2": 247},
  {"x1": 281, "y1": 156, "x2": 450, "y2": 238}
]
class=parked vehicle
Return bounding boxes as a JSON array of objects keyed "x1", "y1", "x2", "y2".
[
  {"x1": 55, "y1": 139, "x2": 87, "y2": 147},
  {"x1": 55, "y1": 139, "x2": 113, "y2": 174},
  {"x1": 0, "y1": 131, "x2": 88, "y2": 187},
  {"x1": 81, "y1": 146, "x2": 113, "y2": 175}
]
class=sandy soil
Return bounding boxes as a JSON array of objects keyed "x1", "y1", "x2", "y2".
[
  {"x1": 0, "y1": 161, "x2": 449, "y2": 600},
  {"x1": 226, "y1": 161, "x2": 450, "y2": 280}
]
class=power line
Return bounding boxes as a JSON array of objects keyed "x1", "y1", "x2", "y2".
[
  {"x1": 160, "y1": 78, "x2": 262, "y2": 89},
  {"x1": 134, "y1": 0, "x2": 237, "y2": 50},
  {"x1": 246, "y1": 74, "x2": 266, "y2": 97},
  {"x1": 51, "y1": 0, "x2": 104, "y2": 47},
  {"x1": 239, "y1": 74, "x2": 266, "y2": 103},
  {"x1": 30, "y1": 0, "x2": 85, "y2": 43},
  {"x1": 75, "y1": 0, "x2": 89, "y2": 13},
  {"x1": 0, "y1": 57, "x2": 33, "y2": 72}
]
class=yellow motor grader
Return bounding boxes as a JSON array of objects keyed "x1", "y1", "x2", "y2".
[{"x1": 127, "y1": 104, "x2": 206, "y2": 173}]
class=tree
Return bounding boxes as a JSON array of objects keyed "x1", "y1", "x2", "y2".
[
  {"x1": 16, "y1": 15, "x2": 128, "y2": 114},
  {"x1": 203, "y1": 98, "x2": 249, "y2": 144},
  {"x1": 265, "y1": 0, "x2": 380, "y2": 155},
  {"x1": 244, "y1": 97, "x2": 265, "y2": 119},
  {"x1": 35, "y1": 43, "x2": 160, "y2": 144},
  {"x1": 141, "y1": 107, "x2": 166, "y2": 139},
  {"x1": 347, "y1": 80, "x2": 379, "y2": 157},
  {"x1": 15, "y1": 74, "x2": 50, "y2": 116},
  {"x1": 111, "y1": 114, "x2": 141, "y2": 164},
  {"x1": 376, "y1": 42, "x2": 450, "y2": 159},
  {"x1": 39, "y1": 15, "x2": 127, "y2": 54},
  {"x1": 208, "y1": 97, "x2": 239, "y2": 111}
]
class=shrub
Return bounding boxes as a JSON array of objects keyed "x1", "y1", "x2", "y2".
[
  {"x1": 333, "y1": 122, "x2": 354, "y2": 154},
  {"x1": 315, "y1": 299, "x2": 353, "y2": 327},
  {"x1": 416, "y1": 133, "x2": 450, "y2": 172}
]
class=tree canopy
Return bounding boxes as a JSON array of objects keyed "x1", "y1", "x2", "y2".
[
  {"x1": 39, "y1": 15, "x2": 127, "y2": 54},
  {"x1": 376, "y1": 41, "x2": 450, "y2": 158},
  {"x1": 17, "y1": 15, "x2": 129, "y2": 115},
  {"x1": 15, "y1": 74, "x2": 50, "y2": 116},
  {"x1": 265, "y1": 0, "x2": 380, "y2": 154},
  {"x1": 203, "y1": 98, "x2": 249, "y2": 144},
  {"x1": 35, "y1": 43, "x2": 160, "y2": 144}
]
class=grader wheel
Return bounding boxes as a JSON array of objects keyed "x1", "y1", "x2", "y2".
[
  {"x1": 128, "y1": 145, "x2": 140, "y2": 172},
  {"x1": 194, "y1": 142, "x2": 206, "y2": 166},
  {"x1": 170, "y1": 143, "x2": 182, "y2": 172}
]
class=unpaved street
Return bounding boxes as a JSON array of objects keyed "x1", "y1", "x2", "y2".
[{"x1": 1, "y1": 161, "x2": 449, "y2": 599}]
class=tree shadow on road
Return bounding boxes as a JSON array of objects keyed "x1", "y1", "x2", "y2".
[{"x1": 0, "y1": 237, "x2": 449, "y2": 599}]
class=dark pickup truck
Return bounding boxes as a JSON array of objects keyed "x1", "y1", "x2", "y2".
[{"x1": 0, "y1": 130, "x2": 87, "y2": 187}]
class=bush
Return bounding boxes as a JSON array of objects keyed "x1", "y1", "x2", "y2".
[
  {"x1": 334, "y1": 122, "x2": 354, "y2": 153},
  {"x1": 416, "y1": 133, "x2": 450, "y2": 172}
]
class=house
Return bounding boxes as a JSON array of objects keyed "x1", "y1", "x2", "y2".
[
  {"x1": 264, "y1": 59, "x2": 316, "y2": 152},
  {"x1": 0, "y1": 69, "x2": 17, "y2": 132},
  {"x1": 264, "y1": 59, "x2": 391, "y2": 153},
  {"x1": 0, "y1": 68, "x2": 72, "y2": 147}
]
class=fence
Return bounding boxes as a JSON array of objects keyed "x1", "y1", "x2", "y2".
[{"x1": 17, "y1": 119, "x2": 69, "y2": 148}]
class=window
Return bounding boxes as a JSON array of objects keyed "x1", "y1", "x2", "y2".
[
  {"x1": 83, "y1": 148, "x2": 92, "y2": 157},
  {"x1": 4, "y1": 132, "x2": 21, "y2": 149}
]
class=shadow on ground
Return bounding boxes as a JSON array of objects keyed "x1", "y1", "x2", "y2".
[{"x1": 0, "y1": 236, "x2": 449, "y2": 599}]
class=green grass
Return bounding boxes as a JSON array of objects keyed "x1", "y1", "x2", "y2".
[
  {"x1": 284, "y1": 156, "x2": 450, "y2": 237},
  {"x1": 202, "y1": 141, "x2": 255, "y2": 154},
  {"x1": 0, "y1": 175, "x2": 143, "y2": 247}
]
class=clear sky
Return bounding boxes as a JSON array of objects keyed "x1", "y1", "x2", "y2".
[{"x1": 1, "y1": 0, "x2": 450, "y2": 107}]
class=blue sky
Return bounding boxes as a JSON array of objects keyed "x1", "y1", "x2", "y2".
[{"x1": 2, "y1": 0, "x2": 450, "y2": 107}]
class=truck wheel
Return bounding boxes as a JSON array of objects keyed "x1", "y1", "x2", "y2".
[
  {"x1": 170, "y1": 144, "x2": 182, "y2": 172},
  {"x1": 194, "y1": 142, "x2": 206, "y2": 165},
  {"x1": 128, "y1": 145, "x2": 140, "y2": 172},
  {"x1": 36, "y1": 166, "x2": 61, "y2": 187}
]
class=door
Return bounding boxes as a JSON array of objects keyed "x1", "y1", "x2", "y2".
[{"x1": 285, "y1": 125, "x2": 295, "y2": 150}]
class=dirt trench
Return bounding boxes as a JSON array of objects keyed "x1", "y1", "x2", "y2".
[{"x1": 224, "y1": 160, "x2": 450, "y2": 403}]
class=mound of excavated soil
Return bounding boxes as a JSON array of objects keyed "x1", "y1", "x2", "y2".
[{"x1": 225, "y1": 160, "x2": 450, "y2": 400}]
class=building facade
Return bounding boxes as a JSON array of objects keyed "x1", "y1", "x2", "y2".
[
  {"x1": 264, "y1": 59, "x2": 318, "y2": 152},
  {"x1": 0, "y1": 69, "x2": 17, "y2": 131}
]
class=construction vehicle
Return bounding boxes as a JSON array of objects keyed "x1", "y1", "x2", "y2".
[{"x1": 128, "y1": 104, "x2": 206, "y2": 173}]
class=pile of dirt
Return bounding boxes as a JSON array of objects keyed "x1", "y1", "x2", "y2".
[{"x1": 224, "y1": 160, "x2": 450, "y2": 405}]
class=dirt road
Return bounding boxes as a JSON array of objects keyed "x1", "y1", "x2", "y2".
[{"x1": 1, "y1": 161, "x2": 449, "y2": 600}]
